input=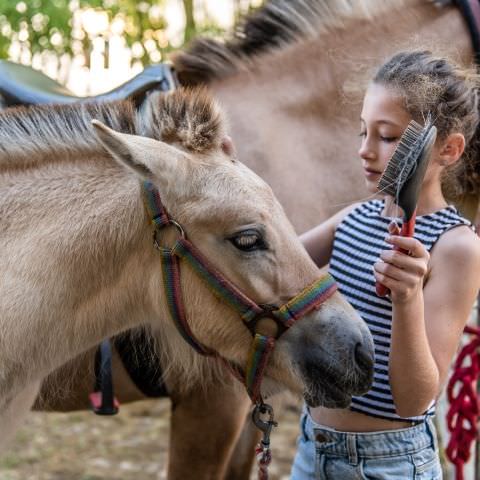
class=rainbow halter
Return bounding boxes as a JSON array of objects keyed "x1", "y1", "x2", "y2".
[{"x1": 143, "y1": 180, "x2": 338, "y2": 402}]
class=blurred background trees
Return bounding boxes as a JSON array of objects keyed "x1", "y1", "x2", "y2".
[{"x1": 0, "y1": 0, "x2": 263, "y2": 93}]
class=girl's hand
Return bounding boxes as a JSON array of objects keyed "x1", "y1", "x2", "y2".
[{"x1": 373, "y1": 232, "x2": 430, "y2": 304}]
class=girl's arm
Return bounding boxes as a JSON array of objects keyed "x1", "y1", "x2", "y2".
[
  {"x1": 300, "y1": 204, "x2": 359, "y2": 267},
  {"x1": 374, "y1": 226, "x2": 480, "y2": 417}
]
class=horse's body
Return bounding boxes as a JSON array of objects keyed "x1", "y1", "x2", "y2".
[
  {"x1": 0, "y1": 89, "x2": 374, "y2": 452},
  {"x1": 29, "y1": 1, "x2": 478, "y2": 479}
]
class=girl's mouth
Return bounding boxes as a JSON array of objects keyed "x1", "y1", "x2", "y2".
[{"x1": 363, "y1": 168, "x2": 382, "y2": 179}]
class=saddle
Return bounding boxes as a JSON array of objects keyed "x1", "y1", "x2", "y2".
[{"x1": 0, "y1": 60, "x2": 177, "y2": 106}]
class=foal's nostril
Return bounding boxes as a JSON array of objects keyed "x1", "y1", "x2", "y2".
[{"x1": 354, "y1": 342, "x2": 374, "y2": 372}]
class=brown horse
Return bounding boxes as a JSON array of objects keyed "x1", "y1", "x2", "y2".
[
  {"x1": 0, "y1": 87, "x2": 374, "y2": 454},
  {"x1": 32, "y1": 0, "x2": 477, "y2": 478},
  {"x1": 174, "y1": 0, "x2": 477, "y2": 229}
]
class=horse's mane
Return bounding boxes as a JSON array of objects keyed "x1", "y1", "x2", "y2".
[
  {"x1": 0, "y1": 88, "x2": 224, "y2": 170},
  {"x1": 173, "y1": 0, "x2": 446, "y2": 85}
]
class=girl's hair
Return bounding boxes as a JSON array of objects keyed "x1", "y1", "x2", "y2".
[{"x1": 373, "y1": 50, "x2": 480, "y2": 200}]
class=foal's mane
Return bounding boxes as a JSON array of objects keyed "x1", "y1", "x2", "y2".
[
  {"x1": 173, "y1": 0, "x2": 445, "y2": 85},
  {"x1": 0, "y1": 88, "x2": 224, "y2": 170}
]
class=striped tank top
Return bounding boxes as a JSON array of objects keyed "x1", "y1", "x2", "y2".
[{"x1": 329, "y1": 199, "x2": 472, "y2": 422}]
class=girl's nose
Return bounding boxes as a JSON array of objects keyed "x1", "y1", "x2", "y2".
[{"x1": 358, "y1": 138, "x2": 376, "y2": 160}]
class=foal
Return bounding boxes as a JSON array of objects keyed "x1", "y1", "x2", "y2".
[{"x1": 0, "y1": 88, "x2": 374, "y2": 449}]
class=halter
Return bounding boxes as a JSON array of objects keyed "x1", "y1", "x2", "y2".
[{"x1": 143, "y1": 180, "x2": 338, "y2": 402}]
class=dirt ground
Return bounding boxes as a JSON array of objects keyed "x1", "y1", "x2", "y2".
[
  {"x1": 0, "y1": 393, "x2": 475, "y2": 479},
  {"x1": 0, "y1": 397, "x2": 301, "y2": 480}
]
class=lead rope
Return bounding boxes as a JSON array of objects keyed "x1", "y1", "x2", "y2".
[
  {"x1": 446, "y1": 325, "x2": 480, "y2": 480},
  {"x1": 248, "y1": 337, "x2": 276, "y2": 480},
  {"x1": 252, "y1": 402, "x2": 277, "y2": 480}
]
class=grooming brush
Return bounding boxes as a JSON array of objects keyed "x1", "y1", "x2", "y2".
[{"x1": 375, "y1": 119, "x2": 437, "y2": 297}]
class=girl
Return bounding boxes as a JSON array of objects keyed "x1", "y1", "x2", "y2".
[{"x1": 291, "y1": 50, "x2": 480, "y2": 479}]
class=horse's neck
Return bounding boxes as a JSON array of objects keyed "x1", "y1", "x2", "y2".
[
  {"x1": 0, "y1": 158, "x2": 161, "y2": 394},
  {"x1": 211, "y1": 2, "x2": 472, "y2": 232}
]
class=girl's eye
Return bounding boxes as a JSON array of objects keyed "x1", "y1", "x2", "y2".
[
  {"x1": 229, "y1": 230, "x2": 267, "y2": 252},
  {"x1": 359, "y1": 131, "x2": 366, "y2": 138},
  {"x1": 380, "y1": 136, "x2": 398, "y2": 143}
]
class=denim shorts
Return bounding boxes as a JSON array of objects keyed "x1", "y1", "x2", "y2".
[{"x1": 290, "y1": 410, "x2": 442, "y2": 479}]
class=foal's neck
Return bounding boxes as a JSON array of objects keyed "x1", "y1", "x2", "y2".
[{"x1": 0, "y1": 159, "x2": 161, "y2": 394}]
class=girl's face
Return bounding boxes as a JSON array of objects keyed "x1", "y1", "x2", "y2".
[{"x1": 359, "y1": 83, "x2": 412, "y2": 194}]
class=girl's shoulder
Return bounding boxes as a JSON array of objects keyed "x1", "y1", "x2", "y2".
[
  {"x1": 432, "y1": 221, "x2": 480, "y2": 257},
  {"x1": 429, "y1": 215, "x2": 480, "y2": 277}
]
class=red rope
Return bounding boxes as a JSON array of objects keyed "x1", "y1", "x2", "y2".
[
  {"x1": 255, "y1": 444, "x2": 272, "y2": 480},
  {"x1": 446, "y1": 325, "x2": 480, "y2": 480}
]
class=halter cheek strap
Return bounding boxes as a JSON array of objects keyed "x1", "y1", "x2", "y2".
[{"x1": 143, "y1": 180, "x2": 338, "y2": 402}]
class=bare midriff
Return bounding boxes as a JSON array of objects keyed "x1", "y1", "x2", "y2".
[{"x1": 310, "y1": 406, "x2": 417, "y2": 432}]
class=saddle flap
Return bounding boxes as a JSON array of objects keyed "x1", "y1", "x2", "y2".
[{"x1": 0, "y1": 60, "x2": 176, "y2": 106}]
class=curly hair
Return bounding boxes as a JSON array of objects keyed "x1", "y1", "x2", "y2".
[{"x1": 373, "y1": 50, "x2": 480, "y2": 200}]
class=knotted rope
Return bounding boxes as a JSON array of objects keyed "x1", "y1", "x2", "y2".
[
  {"x1": 446, "y1": 325, "x2": 480, "y2": 480},
  {"x1": 255, "y1": 444, "x2": 272, "y2": 480}
]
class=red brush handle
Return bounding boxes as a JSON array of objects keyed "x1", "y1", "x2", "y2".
[{"x1": 375, "y1": 212, "x2": 416, "y2": 297}]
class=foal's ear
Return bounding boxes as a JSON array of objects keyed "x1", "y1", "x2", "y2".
[{"x1": 91, "y1": 120, "x2": 192, "y2": 182}]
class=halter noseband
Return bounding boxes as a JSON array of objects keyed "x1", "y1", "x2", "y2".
[{"x1": 143, "y1": 180, "x2": 338, "y2": 402}]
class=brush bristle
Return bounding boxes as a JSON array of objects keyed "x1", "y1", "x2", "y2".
[{"x1": 377, "y1": 119, "x2": 426, "y2": 197}]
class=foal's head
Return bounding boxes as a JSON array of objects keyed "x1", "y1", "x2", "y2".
[{"x1": 93, "y1": 88, "x2": 374, "y2": 407}]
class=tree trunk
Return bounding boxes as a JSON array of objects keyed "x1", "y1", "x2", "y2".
[{"x1": 182, "y1": 0, "x2": 195, "y2": 44}]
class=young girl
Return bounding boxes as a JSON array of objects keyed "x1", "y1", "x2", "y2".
[{"x1": 291, "y1": 50, "x2": 480, "y2": 479}]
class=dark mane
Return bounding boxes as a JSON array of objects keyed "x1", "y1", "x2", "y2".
[{"x1": 172, "y1": 0, "x2": 446, "y2": 86}]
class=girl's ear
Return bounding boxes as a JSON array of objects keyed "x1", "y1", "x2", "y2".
[{"x1": 438, "y1": 133, "x2": 465, "y2": 166}]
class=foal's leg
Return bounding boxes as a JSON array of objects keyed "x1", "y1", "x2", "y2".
[
  {"x1": 168, "y1": 382, "x2": 251, "y2": 480},
  {"x1": 0, "y1": 381, "x2": 41, "y2": 451}
]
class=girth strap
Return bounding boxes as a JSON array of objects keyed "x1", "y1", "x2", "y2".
[{"x1": 114, "y1": 329, "x2": 169, "y2": 398}]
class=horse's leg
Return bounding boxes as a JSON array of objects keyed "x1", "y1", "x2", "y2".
[
  {"x1": 36, "y1": 344, "x2": 256, "y2": 480},
  {"x1": 168, "y1": 382, "x2": 251, "y2": 480},
  {"x1": 0, "y1": 381, "x2": 41, "y2": 451},
  {"x1": 224, "y1": 410, "x2": 261, "y2": 479}
]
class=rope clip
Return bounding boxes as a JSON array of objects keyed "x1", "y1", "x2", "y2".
[{"x1": 252, "y1": 402, "x2": 278, "y2": 449}]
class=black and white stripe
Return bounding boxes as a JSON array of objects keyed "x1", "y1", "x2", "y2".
[{"x1": 329, "y1": 199, "x2": 471, "y2": 422}]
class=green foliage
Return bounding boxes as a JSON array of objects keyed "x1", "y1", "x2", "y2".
[
  {"x1": 0, "y1": 0, "x2": 263, "y2": 66},
  {"x1": 0, "y1": 0, "x2": 73, "y2": 57}
]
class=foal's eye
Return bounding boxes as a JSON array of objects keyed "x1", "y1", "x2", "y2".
[{"x1": 229, "y1": 230, "x2": 267, "y2": 252}]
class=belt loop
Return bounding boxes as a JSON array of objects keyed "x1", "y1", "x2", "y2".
[{"x1": 346, "y1": 434, "x2": 358, "y2": 465}]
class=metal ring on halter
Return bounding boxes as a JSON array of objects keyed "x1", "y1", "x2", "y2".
[
  {"x1": 245, "y1": 305, "x2": 287, "y2": 339},
  {"x1": 153, "y1": 219, "x2": 185, "y2": 250}
]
